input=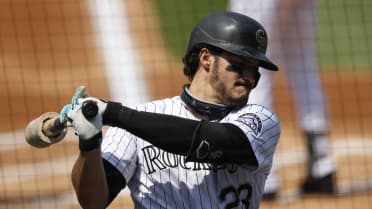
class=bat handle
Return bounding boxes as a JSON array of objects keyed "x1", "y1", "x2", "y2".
[
  {"x1": 82, "y1": 100, "x2": 99, "y2": 119},
  {"x1": 42, "y1": 117, "x2": 65, "y2": 137}
]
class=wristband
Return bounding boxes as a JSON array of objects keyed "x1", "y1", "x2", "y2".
[{"x1": 79, "y1": 131, "x2": 102, "y2": 151}]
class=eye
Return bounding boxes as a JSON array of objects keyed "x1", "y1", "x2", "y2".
[
  {"x1": 226, "y1": 64, "x2": 243, "y2": 73},
  {"x1": 226, "y1": 64, "x2": 259, "y2": 75}
]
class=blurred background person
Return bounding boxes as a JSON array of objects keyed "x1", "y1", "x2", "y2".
[{"x1": 228, "y1": 0, "x2": 337, "y2": 200}]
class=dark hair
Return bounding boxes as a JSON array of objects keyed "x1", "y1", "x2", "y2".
[{"x1": 182, "y1": 44, "x2": 222, "y2": 80}]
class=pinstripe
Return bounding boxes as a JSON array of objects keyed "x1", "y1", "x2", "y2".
[
  {"x1": 178, "y1": 166, "x2": 188, "y2": 209},
  {"x1": 146, "y1": 103, "x2": 168, "y2": 209},
  {"x1": 204, "y1": 170, "x2": 215, "y2": 209},
  {"x1": 168, "y1": 170, "x2": 177, "y2": 209},
  {"x1": 160, "y1": 170, "x2": 167, "y2": 209},
  {"x1": 194, "y1": 171, "x2": 204, "y2": 209},
  {"x1": 184, "y1": 166, "x2": 191, "y2": 209}
]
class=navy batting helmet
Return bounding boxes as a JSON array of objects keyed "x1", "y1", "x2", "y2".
[{"x1": 184, "y1": 11, "x2": 278, "y2": 71}]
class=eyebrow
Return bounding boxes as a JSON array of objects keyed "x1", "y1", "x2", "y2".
[
  {"x1": 228, "y1": 56, "x2": 260, "y2": 66},
  {"x1": 244, "y1": 59, "x2": 259, "y2": 66},
  {"x1": 224, "y1": 53, "x2": 259, "y2": 67}
]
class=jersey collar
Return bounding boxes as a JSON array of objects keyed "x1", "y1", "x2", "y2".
[{"x1": 180, "y1": 84, "x2": 236, "y2": 121}]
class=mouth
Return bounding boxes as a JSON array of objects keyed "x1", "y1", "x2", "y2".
[{"x1": 234, "y1": 81, "x2": 252, "y2": 89}]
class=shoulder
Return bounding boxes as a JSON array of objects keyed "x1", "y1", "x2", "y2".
[
  {"x1": 134, "y1": 96, "x2": 182, "y2": 113},
  {"x1": 229, "y1": 104, "x2": 279, "y2": 121},
  {"x1": 224, "y1": 104, "x2": 281, "y2": 136}
]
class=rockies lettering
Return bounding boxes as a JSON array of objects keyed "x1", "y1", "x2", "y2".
[{"x1": 142, "y1": 145, "x2": 237, "y2": 174}]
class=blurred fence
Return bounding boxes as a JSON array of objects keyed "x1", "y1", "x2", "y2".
[{"x1": 0, "y1": 0, "x2": 371, "y2": 208}]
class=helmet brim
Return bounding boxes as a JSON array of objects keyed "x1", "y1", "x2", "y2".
[{"x1": 223, "y1": 45, "x2": 279, "y2": 71}]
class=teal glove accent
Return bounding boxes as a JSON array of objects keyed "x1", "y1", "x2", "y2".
[
  {"x1": 59, "y1": 86, "x2": 89, "y2": 124},
  {"x1": 71, "y1": 85, "x2": 89, "y2": 109},
  {"x1": 60, "y1": 104, "x2": 72, "y2": 123}
]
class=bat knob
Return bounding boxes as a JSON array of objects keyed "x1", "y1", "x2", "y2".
[
  {"x1": 25, "y1": 112, "x2": 67, "y2": 148},
  {"x1": 82, "y1": 100, "x2": 98, "y2": 119}
]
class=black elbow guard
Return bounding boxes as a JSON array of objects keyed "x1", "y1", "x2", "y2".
[{"x1": 186, "y1": 121, "x2": 258, "y2": 166}]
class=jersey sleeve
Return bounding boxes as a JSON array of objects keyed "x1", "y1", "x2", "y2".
[
  {"x1": 101, "y1": 127, "x2": 139, "y2": 183},
  {"x1": 226, "y1": 104, "x2": 281, "y2": 172}
]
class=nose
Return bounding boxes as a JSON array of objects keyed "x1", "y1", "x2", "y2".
[
  {"x1": 242, "y1": 69, "x2": 260, "y2": 89},
  {"x1": 241, "y1": 69, "x2": 254, "y2": 81},
  {"x1": 226, "y1": 64, "x2": 258, "y2": 87}
]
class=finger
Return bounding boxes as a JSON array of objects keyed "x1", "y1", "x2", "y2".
[
  {"x1": 67, "y1": 104, "x2": 81, "y2": 119},
  {"x1": 71, "y1": 86, "x2": 89, "y2": 108},
  {"x1": 74, "y1": 86, "x2": 90, "y2": 99},
  {"x1": 59, "y1": 104, "x2": 72, "y2": 123},
  {"x1": 73, "y1": 86, "x2": 86, "y2": 98}
]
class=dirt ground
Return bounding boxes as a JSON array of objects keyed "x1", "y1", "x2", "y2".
[{"x1": 0, "y1": 0, "x2": 371, "y2": 209}]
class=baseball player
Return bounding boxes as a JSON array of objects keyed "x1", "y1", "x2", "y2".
[
  {"x1": 229, "y1": 0, "x2": 337, "y2": 199},
  {"x1": 66, "y1": 12, "x2": 281, "y2": 209}
]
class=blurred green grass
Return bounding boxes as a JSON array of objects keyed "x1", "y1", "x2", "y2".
[
  {"x1": 153, "y1": 0, "x2": 372, "y2": 71},
  {"x1": 152, "y1": 0, "x2": 228, "y2": 58},
  {"x1": 317, "y1": 0, "x2": 372, "y2": 70}
]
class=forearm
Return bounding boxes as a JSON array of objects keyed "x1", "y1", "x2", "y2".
[
  {"x1": 102, "y1": 102, "x2": 257, "y2": 165},
  {"x1": 71, "y1": 147, "x2": 109, "y2": 209},
  {"x1": 103, "y1": 102, "x2": 197, "y2": 155}
]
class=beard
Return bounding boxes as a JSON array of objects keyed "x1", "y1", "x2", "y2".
[{"x1": 209, "y1": 59, "x2": 249, "y2": 107}]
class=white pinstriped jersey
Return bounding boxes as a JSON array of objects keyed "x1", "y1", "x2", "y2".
[{"x1": 101, "y1": 96, "x2": 281, "y2": 209}]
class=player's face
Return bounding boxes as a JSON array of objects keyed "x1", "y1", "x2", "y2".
[{"x1": 209, "y1": 52, "x2": 259, "y2": 107}]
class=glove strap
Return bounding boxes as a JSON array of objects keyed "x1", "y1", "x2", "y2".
[{"x1": 79, "y1": 132, "x2": 102, "y2": 151}]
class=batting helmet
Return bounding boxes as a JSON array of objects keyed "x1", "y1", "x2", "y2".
[{"x1": 184, "y1": 11, "x2": 278, "y2": 71}]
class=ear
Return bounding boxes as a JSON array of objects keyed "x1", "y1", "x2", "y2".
[{"x1": 199, "y1": 48, "x2": 212, "y2": 70}]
